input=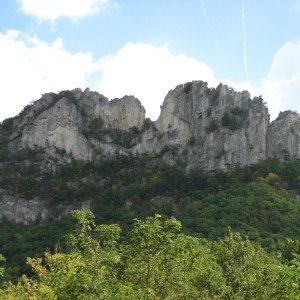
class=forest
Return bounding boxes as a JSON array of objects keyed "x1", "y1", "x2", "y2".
[
  {"x1": 0, "y1": 141, "x2": 300, "y2": 298},
  {"x1": 0, "y1": 210, "x2": 300, "y2": 299}
]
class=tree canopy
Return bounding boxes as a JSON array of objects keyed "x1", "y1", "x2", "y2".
[{"x1": 1, "y1": 211, "x2": 299, "y2": 299}]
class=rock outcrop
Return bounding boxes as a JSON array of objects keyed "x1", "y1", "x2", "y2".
[
  {"x1": 153, "y1": 81, "x2": 269, "y2": 170},
  {"x1": 8, "y1": 88, "x2": 145, "y2": 160},
  {"x1": 2, "y1": 80, "x2": 300, "y2": 224},
  {"x1": 5, "y1": 81, "x2": 300, "y2": 170},
  {"x1": 267, "y1": 111, "x2": 300, "y2": 160},
  {"x1": 0, "y1": 188, "x2": 91, "y2": 225}
]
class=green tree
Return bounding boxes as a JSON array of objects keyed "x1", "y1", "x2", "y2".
[
  {"x1": 1, "y1": 211, "x2": 300, "y2": 299},
  {"x1": 121, "y1": 214, "x2": 227, "y2": 299},
  {"x1": 211, "y1": 230, "x2": 299, "y2": 299}
]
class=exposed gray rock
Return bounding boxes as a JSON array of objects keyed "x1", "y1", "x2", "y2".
[
  {"x1": 153, "y1": 81, "x2": 269, "y2": 170},
  {"x1": 267, "y1": 111, "x2": 300, "y2": 160},
  {"x1": 5, "y1": 81, "x2": 300, "y2": 171},
  {"x1": 8, "y1": 88, "x2": 146, "y2": 159},
  {"x1": 78, "y1": 88, "x2": 146, "y2": 129},
  {"x1": 0, "y1": 189, "x2": 48, "y2": 225},
  {"x1": 19, "y1": 97, "x2": 92, "y2": 160},
  {"x1": 3, "y1": 80, "x2": 300, "y2": 224},
  {"x1": 149, "y1": 196, "x2": 172, "y2": 208},
  {"x1": 0, "y1": 188, "x2": 91, "y2": 225}
]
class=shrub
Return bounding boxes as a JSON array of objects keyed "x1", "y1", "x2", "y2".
[
  {"x1": 206, "y1": 119, "x2": 219, "y2": 133},
  {"x1": 222, "y1": 112, "x2": 243, "y2": 130}
]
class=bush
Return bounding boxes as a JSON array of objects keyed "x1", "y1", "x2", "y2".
[
  {"x1": 222, "y1": 112, "x2": 243, "y2": 130},
  {"x1": 0, "y1": 117, "x2": 14, "y2": 133},
  {"x1": 206, "y1": 119, "x2": 218, "y2": 133}
]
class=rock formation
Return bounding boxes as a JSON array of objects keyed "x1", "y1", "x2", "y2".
[
  {"x1": 1, "y1": 80, "x2": 300, "y2": 224},
  {"x1": 267, "y1": 110, "x2": 300, "y2": 160},
  {"x1": 0, "y1": 189, "x2": 91, "y2": 225},
  {"x1": 4, "y1": 81, "x2": 300, "y2": 170},
  {"x1": 153, "y1": 81, "x2": 269, "y2": 170}
]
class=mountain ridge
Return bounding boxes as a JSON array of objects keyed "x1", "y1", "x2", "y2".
[
  {"x1": 1, "y1": 80, "x2": 300, "y2": 224},
  {"x1": 3, "y1": 80, "x2": 300, "y2": 170}
]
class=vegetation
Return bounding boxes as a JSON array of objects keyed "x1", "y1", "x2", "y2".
[
  {"x1": 206, "y1": 119, "x2": 218, "y2": 133},
  {"x1": 210, "y1": 89, "x2": 219, "y2": 105},
  {"x1": 1, "y1": 88, "x2": 300, "y2": 297},
  {"x1": 183, "y1": 82, "x2": 192, "y2": 94},
  {"x1": 1, "y1": 153, "x2": 300, "y2": 285},
  {"x1": 1, "y1": 211, "x2": 299, "y2": 299}
]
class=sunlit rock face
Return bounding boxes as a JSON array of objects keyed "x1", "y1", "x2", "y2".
[
  {"x1": 3, "y1": 81, "x2": 300, "y2": 224},
  {"x1": 152, "y1": 81, "x2": 269, "y2": 170},
  {"x1": 8, "y1": 88, "x2": 145, "y2": 160},
  {"x1": 6, "y1": 81, "x2": 300, "y2": 171}
]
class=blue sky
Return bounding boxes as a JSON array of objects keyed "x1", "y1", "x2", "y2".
[{"x1": 1, "y1": 0, "x2": 300, "y2": 121}]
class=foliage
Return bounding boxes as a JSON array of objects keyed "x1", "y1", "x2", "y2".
[
  {"x1": 1, "y1": 153, "x2": 300, "y2": 282},
  {"x1": 0, "y1": 254, "x2": 5, "y2": 281},
  {"x1": 82, "y1": 117, "x2": 104, "y2": 138},
  {"x1": 211, "y1": 231, "x2": 299, "y2": 299},
  {"x1": 1, "y1": 211, "x2": 299, "y2": 299},
  {"x1": 178, "y1": 182, "x2": 300, "y2": 250},
  {"x1": 210, "y1": 89, "x2": 219, "y2": 105},
  {"x1": 108, "y1": 126, "x2": 141, "y2": 148},
  {"x1": 0, "y1": 117, "x2": 14, "y2": 134},
  {"x1": 183, "y1": 82, "x2": 192, "y2": 94},
  {"x1": 141, "y1": 118, "x2": 153, "y2": 131},
  {"x1": 222, "y1": 111, "x2": 243, "y2": 130},
  {"x1": 206, "y1": 119, "x2": 218, "y2": 133}
]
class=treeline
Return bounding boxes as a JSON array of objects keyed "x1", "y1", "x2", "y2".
[{"x1": 0, "y1": 211, "x2": 299, "y2": 299}]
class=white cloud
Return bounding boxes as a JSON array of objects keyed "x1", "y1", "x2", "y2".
[
  {"x1": 17, "y1": 0, "x2": 110, "y2": 21},
  {"x1": 97, "y1": 40, "x2": 300, "y2": 122},
  {"x1": 1, "y1": 31, "x2": 299, "y2": 124},
  {"x1": 98, "y1": 42, "x2": 218, "y2": 120},
  {"x1": 0, "y1": 30, "x2": 98, "y2": 121},
  {"x1": 260, "y1": 39, "x2": 300, "y2": 120}
]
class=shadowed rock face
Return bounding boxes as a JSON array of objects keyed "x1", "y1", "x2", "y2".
[
  {"x1": 0, "y1": 189, "x2": 91, "y2": 224},
  {"x1": 267, "y1": 111, "x2": 300, "y2": 160}
]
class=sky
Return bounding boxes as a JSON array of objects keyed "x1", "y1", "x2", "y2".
[{"x1": 1, "y1": 0, "x2": 300, "y2": 122}]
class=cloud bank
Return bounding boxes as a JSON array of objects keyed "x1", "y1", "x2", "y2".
[
  {"x1": 261, "y1": 39, "x2": 300, "y2": 119},
  {"x1": 0, "y1": 30, "x2": 97, "y2": 121},
  {"x1": 0, "y1": 30, "x2": 300, "y2": 122},
  {"x1": 17, "y1": 0, "x2": 110, "y2": 21}
]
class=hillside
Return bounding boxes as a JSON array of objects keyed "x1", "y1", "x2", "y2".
[{"x1": 0, "y1": 81, "x2": 300, "y2": 285}]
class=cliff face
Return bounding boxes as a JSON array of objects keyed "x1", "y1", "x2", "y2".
[
  {"x1": 153, "y1": 81, "x2": 269, "y2": 170},
  {"x1": 267, "y1": 111, "x2": 300, "y2": 160},
  {"x1": 2, "y1": 80, "x2": 300, "y2": 224},
  {"x1": 0, "y1": 189, "x2": 91, "y2": 225},
  {"x1": 8, "y1": 88, "x2": 145, "y2": 160},
  {"x1": 6, "y1": 81, "x2": 300, "y2": 170}
]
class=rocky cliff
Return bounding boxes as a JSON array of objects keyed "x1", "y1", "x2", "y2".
[
  {"x1": 153, "y1": 81, "x2": 269, "y2": 170},
  {"x1": 267, "y1": 111, "x2": 300, "y2": 160},
  {"x1": 1, "y1": 80, "x2": 300, "y2": 224},
  {"x1": 4, "y1": 81, "x2": 300, "y2": 169},
  {"x1": 7, "y1": 88, "x2": 145, "y2": 161},
  {"x1": 0, "y1": 188, "x2": 91, "y2": 225}
]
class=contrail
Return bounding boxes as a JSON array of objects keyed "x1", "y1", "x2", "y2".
[
  {"x1": 200, "y1": 0, "x2": 209, "y2": 19},
  {"x1": 200, "y1": 0, "x2": 218, "y2": 48},
  {"x1": 242, "y1": 0, "x2": 248, "y2": 78}
]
